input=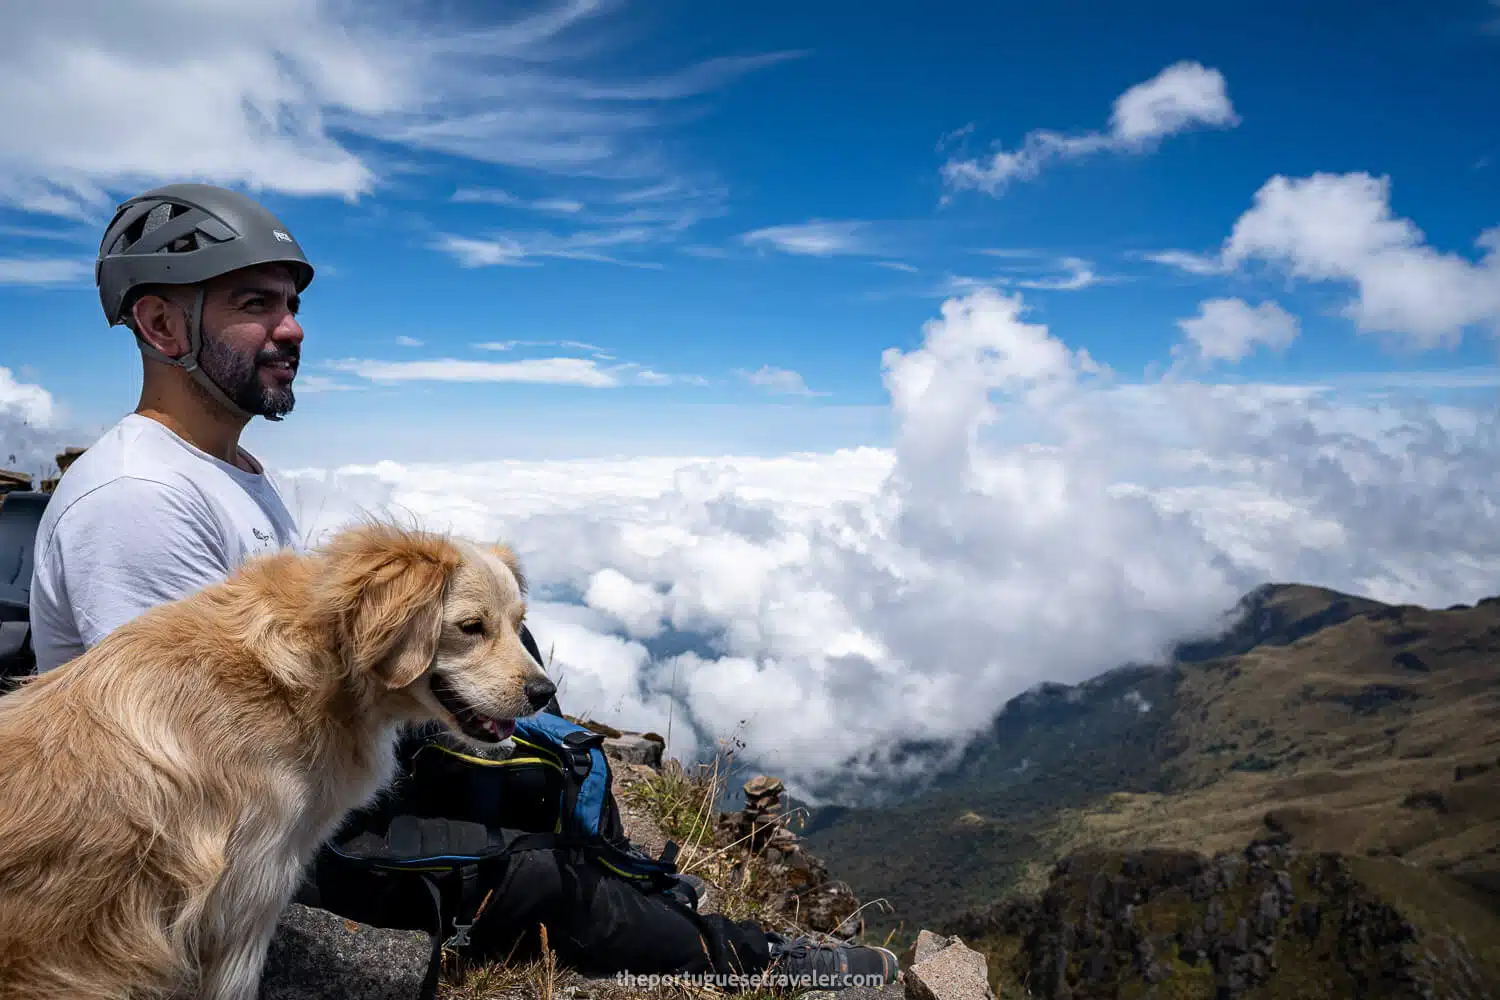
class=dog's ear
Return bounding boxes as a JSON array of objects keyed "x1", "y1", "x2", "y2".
[
  {"x1": 489, "y1": 543, "x2": 527, "y2": 596},
  {"x1": 315, "y1": 523, "x2": 462, "y2": 689}
]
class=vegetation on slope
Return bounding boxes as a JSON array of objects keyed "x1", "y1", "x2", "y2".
[{"x1": 803, "y1": 584, "x2": 1500, "y2": 960}]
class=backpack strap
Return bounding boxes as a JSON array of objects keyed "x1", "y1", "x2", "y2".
[{"x1": 417, "y1": 875, "x2": 445, "y2": 1000}]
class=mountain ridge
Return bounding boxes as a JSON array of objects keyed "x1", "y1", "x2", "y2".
[{"x1": 797, "y1": 580, "x2": 1500, "y2": 955}]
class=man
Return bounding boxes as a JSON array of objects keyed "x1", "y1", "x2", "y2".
[
  {"x1": 29, "y1": 181, "x2": 898, "y2": 991},
  {"x1": 29, "y1": 182, "x2": 311, "y2": 672}
]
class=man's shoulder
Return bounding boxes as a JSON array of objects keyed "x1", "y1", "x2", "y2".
[{"x1": 49, "y1": 417, "x2": 218, "y2": 514}]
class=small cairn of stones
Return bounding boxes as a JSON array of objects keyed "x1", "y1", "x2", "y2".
[
  {"x1": 739, "y1": 776, "x2": 802, "y2": 859},
  {"x1": 723, "y1": 775, "x2": 864, "y2": 938}
]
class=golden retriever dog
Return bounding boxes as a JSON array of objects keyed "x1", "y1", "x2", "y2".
[{"x1": 0, "y1": 521, "x2": 556, "y2": 1000}]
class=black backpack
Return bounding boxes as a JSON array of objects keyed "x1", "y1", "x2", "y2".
[
  {"x1": 0, "y1": 490, "x2": 49, "y2": 684},
  {"x1": 299, "y1": 627, "x2": 685, "y2": 999}
]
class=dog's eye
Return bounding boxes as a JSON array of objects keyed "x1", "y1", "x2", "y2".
[{"x1": 458, "y1": 619, "x2": 486, "y2": 635}]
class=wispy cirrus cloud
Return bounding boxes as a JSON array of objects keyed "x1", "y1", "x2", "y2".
[
  {"x1": 452, "y1": 188, "x2": 586, "y2": 215},
  {"x1": 432, "y1": 228, "x2": 665, "y2": 270},
  {"x1": 938, "y1": 251, "x2": 1117, "y2": 295},
  {"x1": 328, "y1": 357, "x2": 628, "y2": 388},
  {"x1": 0, "y1": 257, "x2": 91, "y2": 286},
  {"x1": 737, "y1": 365, "x2": 826, "y2": 397},
  {"x1": 941, "y1": 61, "x2": 1238, "y2": 199},
  {"x1": 473, "y1": 339, "x2": 611, "y2": 355},
  {"x1": 324, "y1": 349, "x2": 707, "y2": 389},
  {"x1": 741, "y1": 220, "x2": 876, "y2": 257},
  {"x1": 0, "y1": 0, "x2": 799, "y2": 219},
  {"x1": 1136, "y1": 249, "x2": 1230, "y2": 276},
  {"x1": 293, "y1": 374, "x2": 365, "y2": 394}
]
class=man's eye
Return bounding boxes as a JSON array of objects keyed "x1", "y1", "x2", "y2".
[{"x1": 458, "y1": 619, "x2": 485, "y2": 635}]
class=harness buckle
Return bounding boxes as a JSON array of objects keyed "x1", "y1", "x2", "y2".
[{"x1": 445, "y1": 922, "x2": 473, "y2": 950}]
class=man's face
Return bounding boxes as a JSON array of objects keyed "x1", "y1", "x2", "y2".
[{"x1": 191, "y1": 264, "x2": 304, "y2": 419}]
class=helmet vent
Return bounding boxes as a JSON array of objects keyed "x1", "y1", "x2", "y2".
[{"x1": 113, "y1": 201, "x2": 223, "y2": 256}]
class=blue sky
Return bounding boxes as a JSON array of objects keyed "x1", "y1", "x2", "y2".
[
  {"x1": 2, "y1": 0, "x2": 1498, "y2": 467},
  {"x1": 4, "y1": 0, "x2": 1500, "y2": 786}
]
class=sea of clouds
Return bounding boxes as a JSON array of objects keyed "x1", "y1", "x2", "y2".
[{"x1": 6, "y1": 288, "x2": 1499, "y2": 802}]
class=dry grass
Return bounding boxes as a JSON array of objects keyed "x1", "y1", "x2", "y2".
[{"x1": 438, "y1": 924, "x2": 799, "y2": 1000}]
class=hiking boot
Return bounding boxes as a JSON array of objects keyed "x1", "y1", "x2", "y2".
[{"x1": 764, "y1": 932, "x2": 900, "y2": 990}]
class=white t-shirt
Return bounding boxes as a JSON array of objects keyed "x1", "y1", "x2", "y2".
[{"x1": 28, "y1": 413, "x2": 301, "y2": 672}]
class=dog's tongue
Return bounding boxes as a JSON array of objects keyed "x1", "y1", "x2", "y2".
[{"x1": 483, "y1": 717, "x2": 517, "y2": 740}]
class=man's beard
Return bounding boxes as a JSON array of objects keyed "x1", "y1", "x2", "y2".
[{"x1": 196, "y1": 334, "x2": 297, "y2": 419}]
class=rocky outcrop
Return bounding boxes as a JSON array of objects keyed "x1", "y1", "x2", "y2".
[
  {"x1": 939, "y1": 840, "x2": 1497, "y2": 999},
  {"x1": 603, "y1": 732, "x2": 665, "y2": 768}
]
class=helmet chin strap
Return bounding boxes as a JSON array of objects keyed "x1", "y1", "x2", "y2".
[{"x1": 133, "y1": 288, "x2": 282, "y2": 424}]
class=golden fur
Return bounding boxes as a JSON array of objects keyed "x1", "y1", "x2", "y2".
[{"x1": 0, "y1": 521, "x2": 553, "y2": 1000}]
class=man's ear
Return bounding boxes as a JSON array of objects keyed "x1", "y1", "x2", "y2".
[
  {"x1": 130, "y1": 289, "x2": 191, "y2": 358},
  {"x1": 314, "y1": 523, "x2": 461, "y2": 689}
]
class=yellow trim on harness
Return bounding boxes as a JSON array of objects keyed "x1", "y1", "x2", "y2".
[{"x1": 417, "y1": 742, "x2": 566, "y2": 774}]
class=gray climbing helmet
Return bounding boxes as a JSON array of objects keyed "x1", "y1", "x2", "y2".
[{"x1": 96, "y1": 182, "x2": 315, "y2": 422}]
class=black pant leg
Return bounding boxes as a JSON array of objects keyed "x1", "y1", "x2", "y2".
[{"x1": 472, "y1": 848, "x2": 771, "y2": 982}]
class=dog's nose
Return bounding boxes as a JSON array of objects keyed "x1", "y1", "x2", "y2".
[{"x1": 524, "y1": 677, "x2": 557, "y2": 711}]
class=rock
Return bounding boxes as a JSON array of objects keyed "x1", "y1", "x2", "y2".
[
  {"x1": 1231, "y1": 917, "x2": 1250, "y2": 953},
  {"x1": 905, "y1": 936, "x2": 994, "y2": 1000},
  {"x1": 914, "y1": 929, "x2": 962, "y2": 964},
  {"x1": 744, "y1": 775, "x2": 785, "y2": 800},
  {"x1": 1255, "y1": 889, "x2": 1281, "y2": 935},
  {"x1": 798, "y1": 879, "x2": 863, "y2": 935},
  {"x1": 1204, "y1": 898, "x2": 1224, "y2": 935},
  {"x1": 256, "y1": 904, "x2": 431, "y2": 1000},
  {"x1": 602, "y1": 734, "x2": 663, "y2": 768}
]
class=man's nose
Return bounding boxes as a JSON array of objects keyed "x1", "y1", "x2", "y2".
[{"x1": 273, "y1": 311, "x2": 304, "y2": 347}]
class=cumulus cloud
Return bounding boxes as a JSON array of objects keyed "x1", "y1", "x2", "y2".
[
  {"x1": 1150, "y1": 172, "x2": 1500, "y2": 350},
  {"x1": 1222, "y1": 173, "x2": 1500, "y2": 348},
  {"x1": 941, "y1": 61, "x2": 1238, "y2": 197},
  {"x1": 0, "y1": 0, "x2": 797, "y2": 218},
  {"x1": 1175, "y1": 298, "x2": 1300, "y2": 364},
  {"x1": 260, "y1": 288, "x2": 1500, "y2": 804},
  {"x1": 0, "y1": 367, "x2": 90, "y2": 479}
]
